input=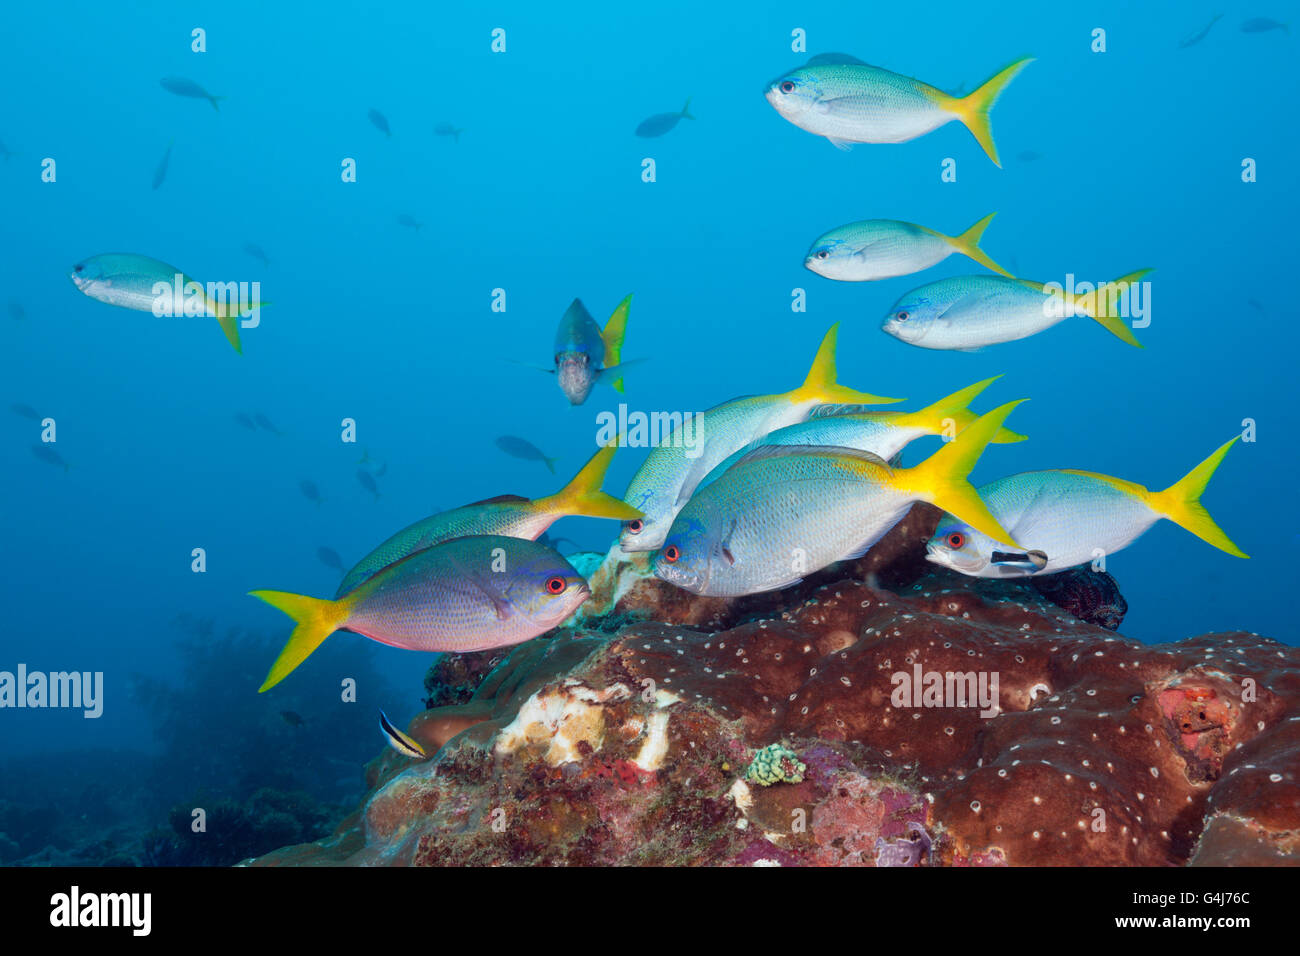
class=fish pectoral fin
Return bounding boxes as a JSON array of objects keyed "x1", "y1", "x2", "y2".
[{"x1": 826, "y1": 136, "x2": 853, "y2": 151}]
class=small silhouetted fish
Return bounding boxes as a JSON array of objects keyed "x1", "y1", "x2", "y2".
[
  {"x1": 397, "y1": 214, "x2": 423, "y2": 231},
  {"x1": 254, "y1": 413, "x2": 282, "y2": 435},
  {"x1": 635, "y1": 97, "x2": 695, "y2": 137},
  {"x1": 300, "y1": 480, "x2": 323, "y2": 505},
  {"x1": 152, "y1": 140, "x2": 173, "y2": 190},
  {"x1": 357, "y1": 469, "x2": 380, "y2": 500},
  {"x1": 1017, "y1": 150, "x2": 1043, "y2": 161},
  {"x1": 368, "y1": 108, "x2": 392, "y2": 136},
  {"x1": 235, "y1": 412, "x2": 257, "y2": 430},
  {"x1": 280, "y1": 710, "x2": 306, "y2": 727},
  {"x1": 32, "y1": 444, "x2": 69, "y2": 471},
  {"x1": 11, "y1": 403, "x2": 39, "y2": 420},
  {"x1": 243, "y1": 242, "x2": 270, "y2": 267},
  {"x1": 1241, "y1": 17, "x2": 1288, "y2": 34},
  {"x1": 161, "y1": 76, "x2": 223, "y2": 111},
  {"x1": 495, "y1": 435, "x2": 557, "y2": 473},
  {"x1": 434, "y1": 122, "x2": 465, "y2": 142},
  {"x1": 8, "y1": 301, "x2": 25, "y2": 320},
  {"x1": 536, "y1": 531, "x2": 579, "y2": 553},
  {"x1": 1179, "y1": 13, "x2": 1223, "y2": 47},
  {"x1": 317, "y1": 547, "x2": 345, "y2": 572}
]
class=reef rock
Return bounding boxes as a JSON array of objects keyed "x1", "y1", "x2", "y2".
[{"x1": 250, "y1": 508, "x2": 1299, "y2": 868}]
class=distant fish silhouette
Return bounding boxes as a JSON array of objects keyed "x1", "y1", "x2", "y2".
[
  {"x1": 254, "y1": 413, "x2": 283, "y2": 435},
  {"x1": 635, "y1": 97, "x2": 694, "y2": 137},
  {"x1": 300, "y1": 480, "x2": 323, "y2": 506},
  {"x1": 160, "y1": 76, "x2": 223, "y2": 111},
  {"x1": 8, "y1": 301, "x2": 25, "y2": 320},
  {"x1": 1241, "y1": 17, "x2": 1288, "y2": 34},
  {"x1": 1248, "y1": 297, "x2": 1267, "y2": 315},
  {"x1": 495, "y1": 435, "x2": 557, "y2": 472},
  {"x1": 243, "y1": 242, "x2": 271, "y2": 267},
  {"x1": 11, "y1": 403, "x2": 39, "y2": 420},
  {"x1": 434, "y1": 122, "x2": 465, "y2": 142},
  {"x1": 357, "y1": 469, "x2": 380, "y2": 501},
  {"x1": 317, "y1": 547, "x2": 345, "y2": 572},
  {"x1": 32, "y1": 444, "x2": 70, "y2": 471},
  {"x1": 152, "y1": 140, "x2": 173, "y2": 190},
  {"x1": 368, "y1": 108, "x2": 392, "y2": 137},
  {"x1": 397, "y1": 214, "x2": 423, "y2": 231},
  {"x1": 235, "y1": 412, "x2": 257, "y2": 430},
  {"x1": 279, "y1": 710, "x2": 306, "y2": 727},
  {"x1": 1179, "y1": 13, "x2": 1223, "y2": 48}
]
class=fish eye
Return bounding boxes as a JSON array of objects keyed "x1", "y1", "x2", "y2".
[
  {"x1": 779, "y1": 80, "x2": 795, "y2": 94},
  {"x1": 896, "y1": 311, "x2": 910, "y2": 321},
  {"x1": 545, "y1": 576, "x2": 567, "y2": 594},
  {"x1": 663, "y1": 545, "x2": 680, "y2": 563},
  {"x1": 627, "y1": 519, "x2": 643, "y2": 534},
  {"x1": 74, "y1": 264, "x2": 84, "y2": 273},
  {"x1": 815, "y1": 250, "x2": 830, "y2": 260},
  {"x1": 946, "y1": 532, "x2": 966, "y2": 549}
]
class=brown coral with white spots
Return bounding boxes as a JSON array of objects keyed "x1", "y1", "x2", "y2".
[{"x1": 249, "y1": 509, "x2": 1299, "y2": 867}]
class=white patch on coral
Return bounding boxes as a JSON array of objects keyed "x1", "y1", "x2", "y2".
[
  {"x1": 494, "y1": 682, "x2": 630, "y2": 766},
  {"x1": 632, "y1": 711, "x2": 671, "y2": 772},
  {"x1": 729, "y1": 777, "x2": 753, "y2": 813}
]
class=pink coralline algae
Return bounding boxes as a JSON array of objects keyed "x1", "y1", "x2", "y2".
[{"x1": 249, "y1": 506, "x2": 1299, "y2": 867}]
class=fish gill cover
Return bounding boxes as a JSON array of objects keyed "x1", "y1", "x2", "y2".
[{"x1": 0, "y1": 0, "x2": 1295, "y2": 882}]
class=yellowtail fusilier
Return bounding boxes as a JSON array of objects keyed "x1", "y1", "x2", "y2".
[
  {"x1": 764, "y1": 54, "x2": 1033, "y2": 166},
  {"x1": 335, "y1": 443, "x2": 641, "y2": 596},
  {"x1": 805, "y1": 214, "x2": 1011, "y2": 281},
  {"x1": 700, "y1": 377, "x2": 1027, "y2": 487},
  {"x1": 252, "y1": 535, "x2": 590, "y2": 692},
  {"x1": 882, "y1": 270, "x2": 1151, "y2": 351},
  {"x1": 68, "y1": 253, "x2": 266, "y2": 353},
  {"x1": 619, "y1": 323, "x2": 903, "y2": 552},
  {"x1": 925, "y1": 438, "x2": 1248, "y2": 577},
  {"x1": 652, "y1": 401, "x2": 1025, "y2": 597},
  {"x1": 554, "y1": 295, "x2": 634, "y2": 405}
]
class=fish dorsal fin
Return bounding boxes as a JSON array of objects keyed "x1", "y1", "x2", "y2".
[
  {"x1": 805, "y1": 52, "x2": 869, "y2": 67},
  {"x1": 561, "y1": 297, "x2": 596, "y2": 327},
  {"x1": 809, "y1": 402, "x2": 882, "y2": 419},
  {"x1": 464, "y1": 493, "x2": 530, "y2": 507},
  {"x1": 734, "y1": 443, "x2": 892, "y2": 473}
]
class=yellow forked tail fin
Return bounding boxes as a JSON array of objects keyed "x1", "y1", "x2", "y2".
[
  {"x1": 1071, "y1": 269, "x2": 1150, "y2": 348},
  {"x1": 601, "y1": 294, "x2": 632, "y2": 393},
  {"x1": 946, "y1": 213, "x2": 1013, "y2": 277},
  {"x1": 795, "y1": 323, "x2": 903, "y2": 406},
  {"x1": 540, "y1": 441, "x2": 643, "y2": 521},
  {"x1": 894, "y1": 376, "x2": 1027, "y2": 443},
  {"x1": 1147, "y1": 438, "x2": 1248, "y2": 558},
  {"x1": 897, "y1": 400, "x2": 1027, "y2": 547},
  {"x1": 946, "y1": 58, "x2": 1034, "y2": 167},
  {"x1": 251, "y1": 589, "x2": 353, "y2": 692}
]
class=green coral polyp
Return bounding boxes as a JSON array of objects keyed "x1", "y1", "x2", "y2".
[{"x1": 745, "y1": 744, "x2": 806, "y2": 786}]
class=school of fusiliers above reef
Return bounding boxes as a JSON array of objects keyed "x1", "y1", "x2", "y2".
[{"x1": 15, "y1": 24, "x2": 1287, "y2": 866}]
